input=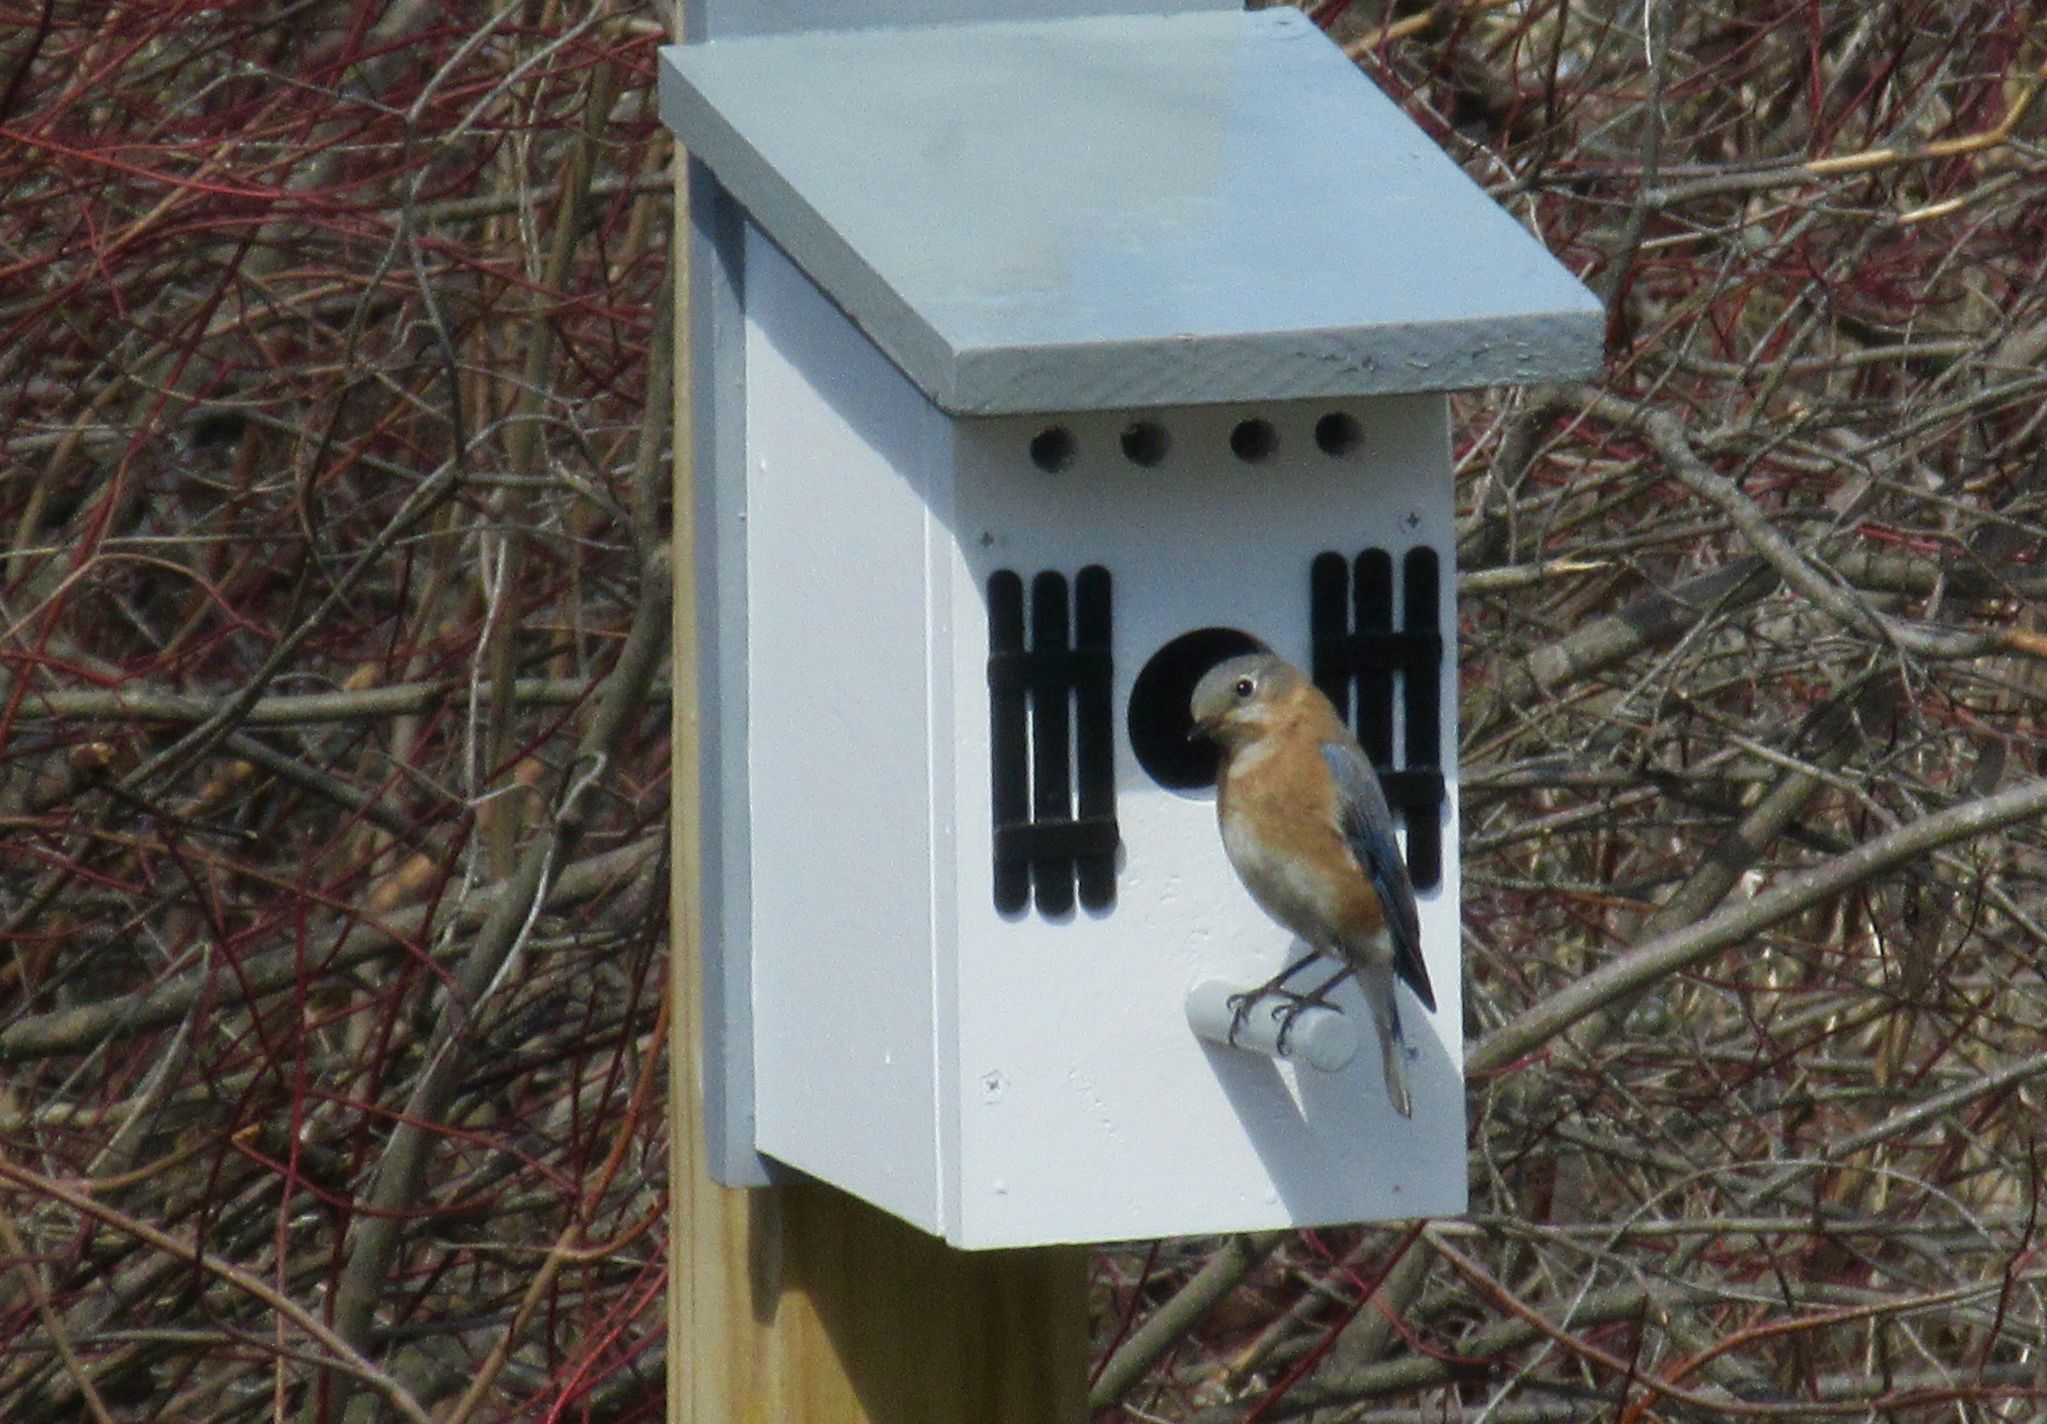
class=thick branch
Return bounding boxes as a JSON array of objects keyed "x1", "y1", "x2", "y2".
[{"x1": 1471, "y1": 775, "x2": 2047, "y2": 1076}]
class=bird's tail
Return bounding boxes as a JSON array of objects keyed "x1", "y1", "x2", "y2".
[{"x1": 1360, "y1": 959, "x2": 1414, "y2": 1118}]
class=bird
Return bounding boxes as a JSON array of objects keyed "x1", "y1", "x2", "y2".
[{"x1": 1189, "y1": 652, "x2": 1435, "y2": 1117}]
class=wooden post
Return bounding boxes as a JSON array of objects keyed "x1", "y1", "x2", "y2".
[{"x1": 668, "y1": 163, "x2": 1090, "y2": 1424}]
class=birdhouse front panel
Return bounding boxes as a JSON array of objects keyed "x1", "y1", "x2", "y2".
[
  {"x1": 941, "y1": 408, "x2": 1465, "y2": 1248},
  {"x1": 739, "y1": 230, "x2": 1464, "y2": 1246}
]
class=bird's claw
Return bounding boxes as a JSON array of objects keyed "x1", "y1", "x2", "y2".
[
  {"x1": 1271, "y1": 995, "x2": 1312, "y2": 1056},
  {"x1": 1225, "y1": 991, "x2": 1259, "y2": 1045}
]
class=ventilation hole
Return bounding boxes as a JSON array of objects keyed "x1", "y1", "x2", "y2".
[
  {"x1": 1073, "y1": 566, "x2": 1117, "y2": 913},
  {"x1": 1306, "y1": 548, "x2": 1449, "y2": 891},
  {"x1": 987, "y1": 572, "x2": 1030, "y2": 916},
  {"x1": 1402, "y1": 547, "x2": 1442, "y2": 771},
  {"x1": 1127, "y1": 627, "x2": 1270, "y2": 791},
  {"x1": 1309, "y1": 552, "x2": 1351, "y2": 722},
  {"x1": 1028, "y1": 572, "x2": 1075, "y2": 917},
  {"x1": 1029, "y1": 426, "x2": 1077, "y2": 472},
  {"x1": 1119, "y1": 420, "x2": 1169, "y2": 467},
  {"x1": 1354, "y1": 549, "x2": 1396, "y2": 766},
  {"x1": 1314, "y1": 411, "x2": 1363, "y2": 457},
  {"x1": 1229, "y1": 418, "x2": 1278, "y2": 464}
]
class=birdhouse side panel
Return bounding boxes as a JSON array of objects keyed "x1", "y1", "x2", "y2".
[
  {"x1": 742, "y1": 228, "x2": 955, "y2": 1232},
  {"x1": 688, "y1": 169, "x2": 769, "y2": 1186}
]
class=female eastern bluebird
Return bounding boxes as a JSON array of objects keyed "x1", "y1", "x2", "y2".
[{"x1": 1190, "y1": 652, "x2": 1435, "y2": 1117}]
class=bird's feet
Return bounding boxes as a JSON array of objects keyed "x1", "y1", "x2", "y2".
[
  {"x1": 1227, "y1": 987, "x2": 1339, "y2": 1057},
  {"x1": 1226, "y1": 954, "x2": 1326, "y2": 1046}
]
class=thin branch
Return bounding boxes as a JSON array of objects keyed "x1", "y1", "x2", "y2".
[{"x1": 0, "y1": 1154, "x2": 435, "y2": 1424}]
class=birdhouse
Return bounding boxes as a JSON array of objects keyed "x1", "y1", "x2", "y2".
[{"x1": 660, "y1": 1, "x2": 1600, "y2": 1249}]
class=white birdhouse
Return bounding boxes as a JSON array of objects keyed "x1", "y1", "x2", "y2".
[{"x1": 660, "y1": 1, "x2": 1600, "y2": 1248}]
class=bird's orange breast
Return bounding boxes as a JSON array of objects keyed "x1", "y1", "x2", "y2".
[{"x1": 1217, "y1": 707, "x2": 1388, "y2": 947}]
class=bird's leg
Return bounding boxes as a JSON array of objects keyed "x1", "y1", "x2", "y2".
[
  {"x1": 1226, "y1": 953, "x2": 1322, "y2": 1045},
  {"x1": 1272, "y1": 966, "x2": 1353, "y2": 1056}
]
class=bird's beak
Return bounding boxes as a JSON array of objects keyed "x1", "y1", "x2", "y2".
[{"x1": 1187, "y1": 716, "x2": 1213, "y2": 745}]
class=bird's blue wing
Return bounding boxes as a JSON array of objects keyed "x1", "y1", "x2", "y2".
[{"x1": 1321, "y1": 740, "x2": 1434, "y2": 1012}]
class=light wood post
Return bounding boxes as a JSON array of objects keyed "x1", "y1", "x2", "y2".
[{"x1": 668, "y1": 160, "x2": 1089, "y2": 1424}]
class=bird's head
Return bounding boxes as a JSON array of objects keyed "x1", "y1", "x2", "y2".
[{"x1": 1189, "y1": 653, "x2": 1303, "y2": 750}]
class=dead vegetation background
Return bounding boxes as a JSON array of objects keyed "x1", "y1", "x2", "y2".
[{"x1": 0, "y1": 1, "x2": 2043, "y2": 1420}]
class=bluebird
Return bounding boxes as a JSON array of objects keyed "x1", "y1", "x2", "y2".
[{"x1": 1190, "y1": 652, "x2": 1435, "y2": 1117}]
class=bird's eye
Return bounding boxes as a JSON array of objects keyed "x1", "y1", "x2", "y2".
[{"x1": 1233, "y1": 677, "x2": 1255, "y2": 699}]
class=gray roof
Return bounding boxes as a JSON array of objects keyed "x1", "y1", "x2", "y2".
[{"x1": 660, "y1": 7, "x2": 1603, "y2": 415}]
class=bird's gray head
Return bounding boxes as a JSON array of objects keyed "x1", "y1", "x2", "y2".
[{"x1": 1189, "y1": 653, "x2": 1303, "y2": 748}]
